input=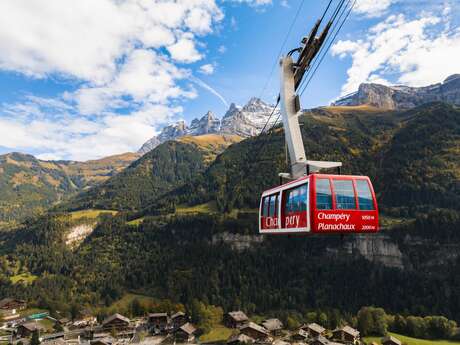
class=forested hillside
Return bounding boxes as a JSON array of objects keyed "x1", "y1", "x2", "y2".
[
  {"x1": 0, "y1": 152, "x2": 138, "y2": 228},
  {"x1": 0, "y1": 103, "x2": 459, "y2": 324},
  {"x1": 60, "y1": 134, "x2": 241, "y2": 211}
]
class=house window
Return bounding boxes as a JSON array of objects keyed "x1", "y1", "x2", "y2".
[
  {"x1": 333, "y1": 179, "x2": 356, "y2": 210},
  {"x1": 356, "y1": 179, "x2": 375, "y2": 210},
  {"x1": 316, "y1": 178, "x2": 332, "y2": 210}
]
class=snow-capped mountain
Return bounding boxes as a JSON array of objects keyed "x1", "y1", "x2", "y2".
[
  {"x1": 221, "y1": 97, "x2": 279, "y2": 137},
  {"x1": 189, "y1": 111, "x2": 220, "y2": 136},
  {"x1": 332, "y1": 74, "x2": 460, "y2": 109},
  {"x1": 138, "y1": 98, "x2": 278, "y2": 154}
]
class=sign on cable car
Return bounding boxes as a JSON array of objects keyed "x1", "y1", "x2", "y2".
[{"x1": 259, "y1": 174, "x2": 379, "y2": 234}]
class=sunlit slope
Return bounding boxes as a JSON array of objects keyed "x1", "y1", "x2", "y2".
[{"x1": 62, "y1": 134, "x2": 240, "y2": 212}]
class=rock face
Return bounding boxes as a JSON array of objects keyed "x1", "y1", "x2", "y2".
[
  {"x1": 188, "y1": 111, "x2": 220, "y2": 136},
  {"x1": 332, "y1": 74, "x2": 460, "y2": 109},
  {"x1": 138, "y1": 98, "x2": 278, "y2": 154},
  {"x1": 221, "y1": 97, "x2": 279, "y2": 137}
]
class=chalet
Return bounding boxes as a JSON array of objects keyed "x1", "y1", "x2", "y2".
[
  {"x1": 310, "y1": 336, "x2": 330, "y2": 345},
  {"x1": 261, "y1": 319, "x2": 283, "y2": 335},
  {"x1": 174, "y1": 323, "x2": 196, "y2": 343},
  {"x1": 148, "y1": 313, "x2": 169, "y2": 332},
  {"x1": 171, "y1": 311, "x2": 188, "y2": 329},
  {"x1": 290, "y1": 329, "x2": 309, "y2": 342},
  {"x1": 302, "y1": 323, "x2": 326, "y2": 338},
  {"x1": 272, "y1": 340, "x2": 290, "y2": 345},
  {"x1": 102, "y1": 313, "x2": 130, "y2": 331},
  {"x1": 332, "y1": 326, "x2": 360, "y2": 344},
  {"x1": 0, "y1": 298, "x2": 26, "y2": 316},
  {"x1": 41, "y1": 339, "x2": 67, "y2": 345},
  {"x1": 41, "y1": 332, "x2": 65, "y2": 342},
  {"x1": 310, "y1": 335, "x2": 344, "y2": 345},
  {"x1": 381, "y1": 335, "x2": 402, "y2": 345},
  {"x1": 91, "y1": 338, "x2": 116, "y2": 345},
  {"x1": 224, "y1": 311, "x2": 249, "y2": 328},
  {"x1": 227, "y1": 334, "x2": 255, "y2": 345},
  {"x1": 57, "y1": 318, "x2": 71, "y2": 326},
  {"x1": 16, "y1": 322, "x2": 45, "y2": 338},
  {"x1": 240, "y1": 322, "x2": 269, "y2": 341}
]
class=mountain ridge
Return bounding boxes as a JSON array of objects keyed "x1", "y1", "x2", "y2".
[
  {"x1": 332, "y1": 74, "x2": 460, "y2": 109},
  {"x1": 138, "y1": 97, "x2": 278, "y2": 154}
]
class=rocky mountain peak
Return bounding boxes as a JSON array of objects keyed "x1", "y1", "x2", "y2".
[
  {"x1": 332, "y1": 74, "x2": 460, "y2": 109},
  {"x1": 138, "y1": 97, "x2": 278, "y2": 154},
  {"x1": 223, "y1": 103, "x2": 241, "y2": 118}
]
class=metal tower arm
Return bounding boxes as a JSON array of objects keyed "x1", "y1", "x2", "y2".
[{"x1": 279, "y1": 56, "x2": 341, "y2": 179}]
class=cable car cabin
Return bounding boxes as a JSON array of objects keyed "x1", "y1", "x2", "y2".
[{"x1": 259, "y1": 174, "x2": 379, "y2": 235}]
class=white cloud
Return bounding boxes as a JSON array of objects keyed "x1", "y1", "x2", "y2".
[
  {"x1": 0, "y1": 0, "x2": 230, "y2": 160},
  {"x1": 199, "y1": 63, "x2": 216, "y2": 75},
  {"x1": 167, "y1": 34, "x2": 203, "y2": 63},
  {"x1": 331, "y1": 14, "x2": 460, "y2": 95},
  {"x1": 228, "y1": 0, "x2": 272, "y2": 6},
  {"x1": 353, "y1": 0, "x2": 395, "y2": 18},
  {"x1": 0, "y1": 96, "x2": 182, "y2": 161},
  {"x1": 218, "y1": 45, "x2": 227, "y2": 54}
]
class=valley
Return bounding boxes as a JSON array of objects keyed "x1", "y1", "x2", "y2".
[{"x1": 0, "y1": 80, "x2": 459, "y2": 345}]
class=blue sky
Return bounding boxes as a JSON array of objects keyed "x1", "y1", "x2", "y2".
[{"x1": 0, "y1": 0, "x2": 459, "y2": 160}]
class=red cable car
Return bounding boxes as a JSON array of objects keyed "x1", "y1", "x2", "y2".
[
  {"x1": 259, "y1": 173, "x2": 379, "y2": 234},
  {"x1": 257, "y1": 35, "x2": 380, "y2": 235}
]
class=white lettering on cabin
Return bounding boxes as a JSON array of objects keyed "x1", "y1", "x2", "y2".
[
  {"x1": 265, "y1": 217, "x2": 278, "y2": 227},
  {"x1": 317, "y1": 212, "x2": 350, "y2": 222},
  {"x1": 285, "y1": 215, "x2": 300, "y2": 228},
  {"x1": 317, "y1": 223, "x2": 356, "y2": 230}
]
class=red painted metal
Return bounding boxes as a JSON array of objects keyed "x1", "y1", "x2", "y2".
[{"x1": 259, "y1": 173, "x2": 379, "y2": 235}]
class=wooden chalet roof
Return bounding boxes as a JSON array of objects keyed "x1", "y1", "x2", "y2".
[
  {"x1": 333, "y1": 325, "x2": 359, "y2": 338},
  {"x1": 382, "y1": 335, "x2": 402, "y2": 345},
  {"x1": 241, "y1": 322, "x2": 269, "y2": 335},
  {"x1": 178, "y1": 323, "x2": 196, "y2": 335},
  {"x1": 227, "y1": 333, "x2": 254, "y2": 344},
  {"x1": 171, "y1": 311, "x2": 186, "y2": 319},
  {"x1": 102, "y1": 313, "x2": 130, "y2": 325},
  {"x1": 272, "y1": 340, "x2": 290, "y2": 345},
  {"x1": 262, "y1": 318, "x2": 283, "y2": 331},
  {"x1": 0, "y1": 298, "x2": 25, "y2": 308},
  {"x1": 227, "y1": 311, "x2": 249, "y2": 322},
  {"x1": 19, "y1": 322, "x2": 45, "y2": 332},
  {"x1": 313, "y1": 335, "x2": 329, "y2": 345},
  {"x1": 149, "y1": 312, "x2": 168, "y2": 318},
  {"x1": 307, "y1": 323, "x2": 326, "y2": 334}
]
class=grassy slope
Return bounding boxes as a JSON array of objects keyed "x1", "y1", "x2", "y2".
[
  {"x1": 69, "y1": 209, "x2": 118, "y2": 221},
  {"x1": 200, "y1": 325, "x2": 234, "y2": 343},
  {"x1": 364, "y1": 332, "x2": 460, "y2": 345},
  {"x1": 10, "y1": 272, "x2": 37, "y2": 285}
]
